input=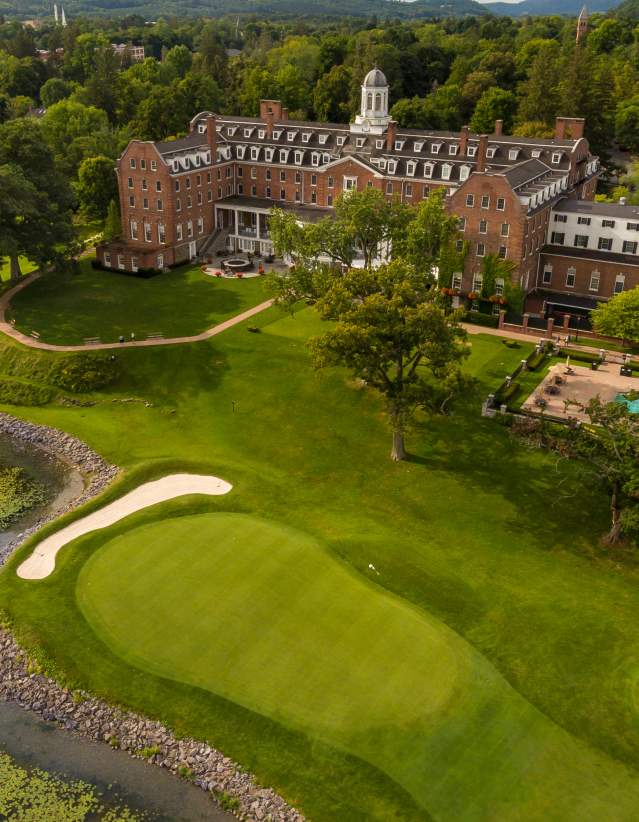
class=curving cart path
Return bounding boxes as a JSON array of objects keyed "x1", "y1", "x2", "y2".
[
  {"x1": 17, "y1": 473, "x2": 232, "y2": 580},
  {"x1": 0, "y1": 272, "x2": 274, "y2": 352}
]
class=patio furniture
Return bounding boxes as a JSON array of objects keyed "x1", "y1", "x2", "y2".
[{"x1": 544, "y1": 383, "x2": 560, "y2": 395}]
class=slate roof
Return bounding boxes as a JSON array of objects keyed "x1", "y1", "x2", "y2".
[{"x1": 553, "y1": 198, "x2": 639, "y2": 220}]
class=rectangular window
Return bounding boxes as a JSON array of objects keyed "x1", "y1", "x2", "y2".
[
  {"x1": 176, "y1": 198, "x2": 181, "y2": 212},
  {"x1": 386, "y1": 182, "x2": 393, "y2": 194},
  {"x1": 265, "y1": 187, "x2": 271, "y2": 199},
  {"x1": 176, "y1": 223, "x2": 183, "y2": 241},
  {"x1": 198, "y1": 217, "x2": 204, "y2": 235},
  {"x1": 554, "y1": 214, "x2": 567, "y2": 223},
  {"x1": 577, "y1": 216, "x2": 591, "y2": 225},
  {"x1": 466, "y1": 194, "x2": 474, "y2": 207},
  {"x1": 311, "y1": 191, "x2": 317, "y2": 204},
  {"x1": 476, "y1": 242, "x2": 485, "y2": 256},
  {"x1": 327, "y1": 194, "x2": 333, "y2": 206},
  {"x1": 251, "y1": 186, "x2": 257, "y2": 196},
  {"x1": 187, "y1": 196, "x2": 192, "y2": 208},
  {"x1": 156, "y1": 199, "x2": 163, "y2": 211},
  {"x1": 130, "y1": 158, "x2": 136, "y2": 169},
  {"x1": 602, "y1": 219, "x2": 615, "y2": 228},
  {"x1": 627, "y1": 223, "x2": 639, "y2": 231},
  {"x1": 251, "y1": 168, "x2": 257, "y2": 180},
  {"x1": 238, "y1": 184, "x2": 243, "y2": 195},
  {"x1": 187, "y1": 221, "x2": 193, "y2": 238},
  {"x1": 542, "y1": 268, "x2": 552, "y2": 285},
  {"x1": 295, "y1": 171, "x2": 301, "y2": 183},
  {"x1": 158, "y1": 223, "x2": 165, "y2": 244},
  {"x1": 452, "y1": 273, "x2": 462, "y2": 289},
  {"x1": 143, "y1": 198, "x2": 149, "y2": 210},
  {"x1": 151, "y1": 161, "x2": 157, "y2": 171},
  {"x1": 589, "y1": 271, "x2": 600, "y2": 291},
  {"x1": 196, "y1": 175, "x2": 201, "y2": 186},
  {"x1": 615, "y1": 274, "x2": 626, "y2": 293},
  {"x1": 455, "y1": 239, "x2": 464, "y2": 252},
  {"x1": 481, "y1": 195, "x2": 490, "y2": 209},
  {"x1": 128, "y1": 177, "x2": 133, "y2": 188},
  {"x1": 156, "y1": 180, "x2": 162, "y2": 192},
  {"x1": 197, "y1": 192, "x2": 203, "y2": 205},
  {"x1": 458, "y1": 217, "x2": 466, "y2": 231},
  {"x1": 479, "y1": 220, "x2": 487, "y2": 234},
  {"x1": 328, "y1": 176, "x2": 334, "y2": 188},
  {"x1": 598, "y1": 237, "x2": 612, "y2": 251},
  {"x1": 496, "y1": 198, "x2": 505, "y2": 211},
  {"x1": 280, "y1": 171, "x2": 286, "y2": 183},
  {"x1": 186, "y1": 178, "x2": 191, "y2": 189},
  {"x1": 104, "y1": 253, "x2": 111, "y2": 267},
  {"x1": 566, "y1": 268, "x2": 576, "y2": 287},
  {"x1": 237, "y1": 167, "x2": 243, "y2": 178},
  {"x1": 117, "y1": 254, "x2": 124, "y2": 270},
  {"x1": 144, "y1": 223, "x2": 152, "y2": 242},
  {"x1": 141, "y1": 179, "x2": 147, "y2": 191},
  {"x1": 208, "y1": 190, "x2": 213, "y2": 202},
  {"x1": 622, "y1": 241, "x2": 638, "y2": 254},
  {"x1": 574, "y1": 234, "x2": 589, "y2": 248},
  {"x1": 498, "y1": 246, "x2": 507, "y2": 259},
  {"x1": 129, "y1": 196, "x2": 135, "y2": 207},
  {"x1": 501, "y1": 223, "x2": 509, "y2": 237},
  {"x1": 130, "y1": 220, "x2": 138, "y2": 240},
  {"x1": 551, "y1": 232, "x2": 565, "y2": 245},
  {"x1": 280, "y1": 189, "x2": 285, "y2": 201},
  {"x1": 175, "y1": 180, "x2": 180, "y2": 192}
]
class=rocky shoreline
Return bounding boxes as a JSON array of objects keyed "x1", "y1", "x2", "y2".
[
  {"x1": 0, "y1": 411, "x2": 118, "y2": 566},
  {"x1": 0, "y1": 630, "x2": 304, "y2": 821},
  {"x1": 0, "y1": 412, "x2": 305, "y2": 821}
]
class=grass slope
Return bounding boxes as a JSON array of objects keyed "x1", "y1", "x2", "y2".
[
  {"x1": 7, "y1": 260, "x2": 268, "y2": 344},
  {"x1": 2, "y1": 316, "x2": 639, "y2": 818},
  {"x1": 77, "y1": 512, "x2": 639, "y2": 820}
]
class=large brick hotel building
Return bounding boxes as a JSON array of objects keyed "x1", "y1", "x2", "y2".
[{"x1": 98, "y1": 68, "x2": 639, "y2": 317}]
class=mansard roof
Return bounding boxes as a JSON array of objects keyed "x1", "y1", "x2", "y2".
[
  {"x1": 156, "y1": 132, "x2": 208, "y2": 155},
  {"x1": 553, "y1": 198, "x2": 639, "y2": 219}
]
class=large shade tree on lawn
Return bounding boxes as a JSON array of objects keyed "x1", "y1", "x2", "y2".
[
  {"x1": 591, "y1": 288, "x2": 639, "y2": 345},
  {"x1": 311, "y1": 261, "x2": 472, "y2": 461},
  {"x1": 269, "y1": 189, "x2": 470, "y2": 460},
  {"x1": 568, "y1": 397, "x2": 639, "y2": 544},
  {"x1": 0, "y1": 119, "x2": 76, "y2": 279}
]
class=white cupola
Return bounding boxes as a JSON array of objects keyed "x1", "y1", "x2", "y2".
[{"x1": 351, "y1": 68, "x2": 391, "y2": 135}]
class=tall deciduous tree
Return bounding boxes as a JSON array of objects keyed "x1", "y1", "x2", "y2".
[
  {"x1": 0, "y1": 120, "x2": 75, "y2": 278},
  {"x1": 591, "y1": 288, "x2": 639, "y2": 344},
  {"x1": 75, "y1": 156, "x2": 118, "y2": 220},
  {"x1": 310, "y1": 262, "x2": 471, "y2": 461}
]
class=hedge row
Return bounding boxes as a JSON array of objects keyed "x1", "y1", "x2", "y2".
[
  {"x1": 91, "y1": 260, "x2": 162, "y2": 279},
  {"x1": 463, "y1": 311, "x2": 499, "y2": 328}
]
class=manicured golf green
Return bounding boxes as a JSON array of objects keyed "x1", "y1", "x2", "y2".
[
  {"x1": 7, "y1": 259, "x2": 268, "y2": 344},
  {"x1": 3, "y1": 316, "x2": 639, "y2": 820},
  {"x1": 77, "y1": 513, "x2": 639, "y2": 820}
]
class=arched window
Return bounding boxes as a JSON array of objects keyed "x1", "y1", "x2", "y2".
[
  {"x1": 367, "y1": 93, "x2": 373, "y2": 110},
  {"x1": 375, "y1": 93, "x2": 381, "y2": 110}
]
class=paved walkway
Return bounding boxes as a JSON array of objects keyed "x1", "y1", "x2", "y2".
[{"x1": 0, "y1": 272, "x2": 274, "y2": 352}]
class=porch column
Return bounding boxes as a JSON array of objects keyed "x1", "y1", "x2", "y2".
[
  {"x1": 234, "y1": 209, "x2": 239, "y2": 237},
  {"x1": 562, "y1": 313, "x2": 571, "y2": 332},
  {"x1": 255, "y1": 209, "x2": 261, "y2": 239},
  {"x1": 546, "y1": 317, "x2": 555, "y2": 339},
  {"x1": 522, "y1": 313, "x2": 530, "y2": 332},
  {"x1": 498, "y1": 310, "x2": 505, "y2": 330}
]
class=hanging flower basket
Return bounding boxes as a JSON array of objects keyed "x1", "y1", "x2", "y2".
[
  {"x1": 468, "y1": 291, "x2": 479, "y2": 301},
  {"x1": 498, "y1": 296, "x2": 507, "y2": 305},
  {"x1": 440, "y1": 287, "x2": 450, "y2": 296},
  {"x1": 489, "y1": 294, "x2": 500, "y2": 303}
]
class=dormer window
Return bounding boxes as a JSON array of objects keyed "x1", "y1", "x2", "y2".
[
  {"x1": 356, "y1": 137, "x2": 366, "y2": 149},
  {"x1": 322, "y1": 153, "x2": 330, "y2": 165},
  {"x1": 336, "y1": 136, "x2": 345, "y2": 146},
  {"x1": 508, "y1": 149, "x2": 520, "y2": 161},
  {"x1": 552, "y1": 152, "x2": 563, "y2": 164},
  {"x1": 294, "y1": 150, "x2": 303, "y2": 164},
  {"x1": 467, "y1": 146, "x2": 477, "y2": 158},
  {"x1": 205, "y1": 152, "x2": 211, "y2": 164},
  {"x1": 424, "y1": 162, "x2": 434, "y2": 178},
  {"x1": 378, "y1": 159, "x2": 387, "y2": 170},
  {"x1": 318, "y1": 134, "x2": 327, "y2": 145},
  {"x1": 311, "y1": 152, "x2": 320, "y2": 167},
  {"x1": 459, "y1": 165, "x2": 471, "y2": 182},
  {"x1": 227, "y1": 126, "x2": 237, "y2": 136},
  {"x1": 251, "y1": 147, "x2": 259, "y2": 160},
  {"x1": 486, "y1": 146, "x2": 497, "y2": 159},
  {"x1": 388, "y1": 159, "x2": 397, "y2": 174},
  {"x1": 441, "y1": 163, "x2": 452, "y2": 180},
  {"x1": 414, "y1": 141, "x2": 423, "y2": 152},
  {"x1": 406, "y1": 160, "x2": 416, "y2": 176},
  {"x1": 265, "y1": 148, "x2": 274, "y2": 162},
  {"x1": 376, "y1": 139, "x2": 384, "y2": 149},
  {"x1": 531, "y1": 150, "x2": 542, "y2": 158},
  {"x1": 237, "y1": 145, "x2": 246, "y2": 159},
  {"x1": 394, "y1": 140, "x2": 405, "y2": 151},
  {"x1": 287, "y1": 131, "x2": 297, "y2": 142},
  {"x1": 431, "y1": 143, "x2": 442, "y2": 154},
  {"x1": 244, "y1": 127, "x2": 254, "y2": 138},
  {"x1": 258, "y1": 129, "x2": 265, "y2": 139},
  {"x1": 198, "y1": 124, "x2": 206, "y2": 134},
  {"x1": 449, "y1": 144, "x2": 458, "y2": 156},
  {"x1": 302, "y1": 133, "x2": 311, "y2": 143},
  {"x1": 273, "y1": 129, "x2": 282, "y2": 139},
  {"x1": 279, "y1": 149, "x2": 289, "y2": 163}
]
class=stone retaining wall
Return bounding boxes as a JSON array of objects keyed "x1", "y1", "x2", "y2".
[{"x1": 0, "y1": 412, "x2": 118, "y2": 565}]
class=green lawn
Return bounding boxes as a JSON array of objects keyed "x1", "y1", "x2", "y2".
[
  {"x1": 3, "y1": 320, "x2": 639, "y2": 820},
  {"x1": 0, "y1": 257, "x2": 36, "y2": 282},
  {"x1": 7, "y1": 259, "x2": 269, "y2": 344}
]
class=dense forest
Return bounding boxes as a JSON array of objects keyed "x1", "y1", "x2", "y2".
[{"x1": 2, "y1": 5, "x2": 639, "y2": 254}]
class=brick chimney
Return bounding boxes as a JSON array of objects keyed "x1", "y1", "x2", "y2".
[
  {"x1": 386, "y1": 120, "x2": 397, "y2": 151},
  {"x1": 206, "y1": 114, "x2": 217, "y2": 159},
  {"x1": 459, "y1": 125, "x2": 469, "y2": 157},
  {"x1": 477, "y1": 134, "x2": 489, "y2": 173},
  {"x1": 281, "y1": 107, "x2": 289, "y2": 121},
  {"x1": 555, "y1": 117, "x2": 585, "y2": 140},
  {"x1": 494, "y1": 119, "x2": 503, "y2": 136}
]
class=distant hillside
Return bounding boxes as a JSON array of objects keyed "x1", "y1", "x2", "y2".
[
  {"x1": 482, "y1": 0, "x2": 617, "y2": 14},
  {"x1": 0, "y1": 0, "x2": 487, "y2": 20}
]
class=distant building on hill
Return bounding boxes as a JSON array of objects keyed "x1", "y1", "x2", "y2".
[
  {"x1": 95, "y1": 67, "x2": 639, "y2": 320},
  {"x1": 112, "y1": 43, "x2": 146, "y2": 63},
  {"x1": 576, "y1": 5, "x2": 589, "y2": 44}
]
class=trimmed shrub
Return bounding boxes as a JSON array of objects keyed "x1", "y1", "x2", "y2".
[
  {"x1": 0, "y1": 378, "x2": 53, "y2": 406},
  {"x1": 463, "y1": 311, "x2": 499, "y2": 328},
  {"x1": 91, "y1": 259, "x2": 161, "y2": 279},
  {"x1": 50, "y1": 354, "x2": 119, "y2": 393},
  {"x1": 495, "y1": 381, "x2": 519, "y2": 405},
  {"x1": 526, "y1": 351, "x2": 547, "y2": 371}
]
